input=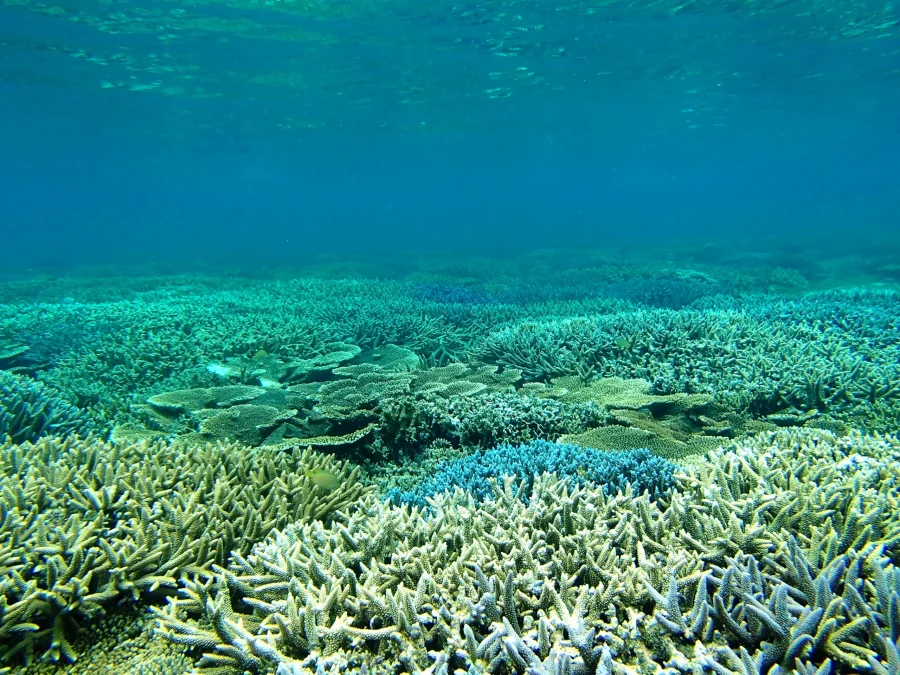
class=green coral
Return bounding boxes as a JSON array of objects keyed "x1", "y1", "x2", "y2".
[
  {"x1": 209, "y1": 342, "x2": 363, "y2": 386},
  {"x1": 473, "y1": 292, "x2": 900, "y2": 431},
  {"x1": 18, "y1": 607, "x2": 192, "y2": 675},
  {"x1": 0, "y1": 342, "x2": 31, "y2": 373},
  {"x1": 0, "y1": 436, "x2": 368, "y2": 665},
  {"x1": 527, "y1": 376, "x2": 725, "y2": 459},
  {"x1": 560, "y1": 424, "x2": 723, "y2": 459},
  {"x1": 1, "y1": 258, "x2": 898, "y2": 675},
  {"x1": 529, "y1": 375, "x2": 712, "y2": 413},
  {"x1": 5, "y1": 270, "x2": 894, "y2": 434},
  {"x1": 195, "y1": 403, "x2": 299, "y2": 446},
  {"x1": 344, "y1": 343, "x2": 420, "y2": 373},
  {"x1": 146, "y1": 384, "x2": 267, "y2": 413}
]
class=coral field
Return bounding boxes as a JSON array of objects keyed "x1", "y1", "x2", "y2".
[
  {"x1": 0, "y1": 247, "x2": 898, "y2": 674},
  {"x1": 153, "y1": 429, "x2": 900, "y2": 675}
]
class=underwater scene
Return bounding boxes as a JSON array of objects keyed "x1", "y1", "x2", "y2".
[
  {"x1": 2, "y1": 0, "x2": 900, "y2": 672},
  {"x1": 1, "y1": 246, "x2": 900, "y2": 675}
]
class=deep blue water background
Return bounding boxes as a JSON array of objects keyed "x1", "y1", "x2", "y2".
[{"x1": 1, "y1": 0, "x2": 898, "y2": 268}]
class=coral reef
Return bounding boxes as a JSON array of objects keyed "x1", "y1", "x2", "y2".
[
  {"x1": 0, "y1": 340, "x2": 33, "y2": 373},
  {"x1": 0, "y1": 436, "x2": 368, "y2": 664},
  {"x1": 474, "y1": 291, "x2": 900, "y2": 431},
  {"x1": 139, "y1": 366, "x2": 735, "y2": 464},
  {"x1": 378, "y1": 390, "x2": 604, "y2": 450},
  {"x1": 413, "y1": 282, "x2": 497, "y2": 306},
  {"x1": 525, "y1": 375, "x2": 712, "y2": 413},
  {"x1": 560, "y1": 424, "x2": 724, "y2": 460},
  {"x1": 386, "y1": 440, "x2": 677, "y2": 506},
  {"x1": 1, "y1": 251, "x2": 899, "y2": 674},
  {"x1": 154, "y1": 428, "x2": 900, "y2": 675},
  {"x1": 138, "y1": 348, "x2": 526, "y2": 456},
  {"x1": 524, "y1": 376, "x2": 732, "y2": 459},
  {"x1": 18, "y1": 606, "x2": 192, "y2": 675},
  {"x1": 0, "y1": 371, "x2": 93, "y2": 444},
  {"x1": 2, "y1": 264, "x2": 896, "y2": 434}
]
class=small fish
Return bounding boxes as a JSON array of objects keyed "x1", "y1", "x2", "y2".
[
  {"x1": 252, "y1": 349, "x2": 268, "y2": 360},
  {"x1": 305, "y1": 469, "x2": 340, "y2": 491}
]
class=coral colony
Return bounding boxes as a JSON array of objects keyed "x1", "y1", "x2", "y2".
[{"x1": 1, "y1": 250, "x2": 899, "y2": 674}]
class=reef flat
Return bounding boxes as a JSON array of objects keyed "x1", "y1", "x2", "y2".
[{"x1": 1, "y1": 245, "x2": 898, "y2": 675}]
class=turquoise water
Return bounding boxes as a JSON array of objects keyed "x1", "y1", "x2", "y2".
[{"x1": 1, "y1": 0, "x2": 898, "y2": 264}]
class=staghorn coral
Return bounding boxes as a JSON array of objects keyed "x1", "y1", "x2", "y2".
[
  {"x1": 0, "y1": 436, "x2": 369, "y2": 665},
  {"x1": 0, "y1": 371, "x2": 93, "y2": 444},
  {"x1": 646, "y1": 541, "x2": 900, "y2": 674},
  {"x1": 597, "y1": 276, "x2": 733, "y2": 309},
  {"x1": 386, "y1": 440, "x2": 678, "y2": 507},
  {"x1": 19, "y1": 605, "x2": 193, "y2": 675},
  {"x1": 153, "y1": 474, "x2": 662, "y2": 675},
  {"x1": 154, "y1": 428, "x2": 900, "y2": 675},
  {"x1": 643, "y1": 427, "x2": 900, "y2": 674},
  {"x1": 4, "y1": 269, "x2": 897, "y2": 434},
  {"x1": 413, "y1": 282, "x2": 498, "y2": 306}
]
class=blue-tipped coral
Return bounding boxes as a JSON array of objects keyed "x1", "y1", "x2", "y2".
[{"x1": 386, "y1": 439, "x2": 677, "y2": 507}]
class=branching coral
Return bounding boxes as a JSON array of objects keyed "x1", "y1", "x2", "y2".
[
  {"x1": 378, "y1": 390, "x2": 603, "y2": 450},
  {"x1": 473, "y1": 291, "x2": 900, "y2": 431},
  {"x1": 0, "y1": 341, "x2": 33, "y2": 373},
  {"x1": 386, "y1": 440, "x2": 678, "y2": 506},
  {"x1": 17, "y1": 605, "x2": 193, "y2": 675},
  {"x1": 0, "y1": 436, "x2": 369, "y2": 665},
  {"x1": 2, "y1": 265, "x2": 898, "y2": 675},
  {"x1": 154, "y1": 475, "x2": 656, "y2": 675},
  {"x1": 154, "y1": 428, "x2": 900, "y2": 675},
  {"x1": 4, "y1": 273, "x2": 897, "y2": 435},
  {"x1": 0, "y1": 371, "x2": 93, "y2": 444}
]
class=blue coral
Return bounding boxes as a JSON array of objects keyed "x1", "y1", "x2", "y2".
[
  {"x1": 387, "y1": 440, "x2": 677, "y2": 507},
  {"x1": 413, "y1": 282, "x2": 496, "y2": 305}
]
